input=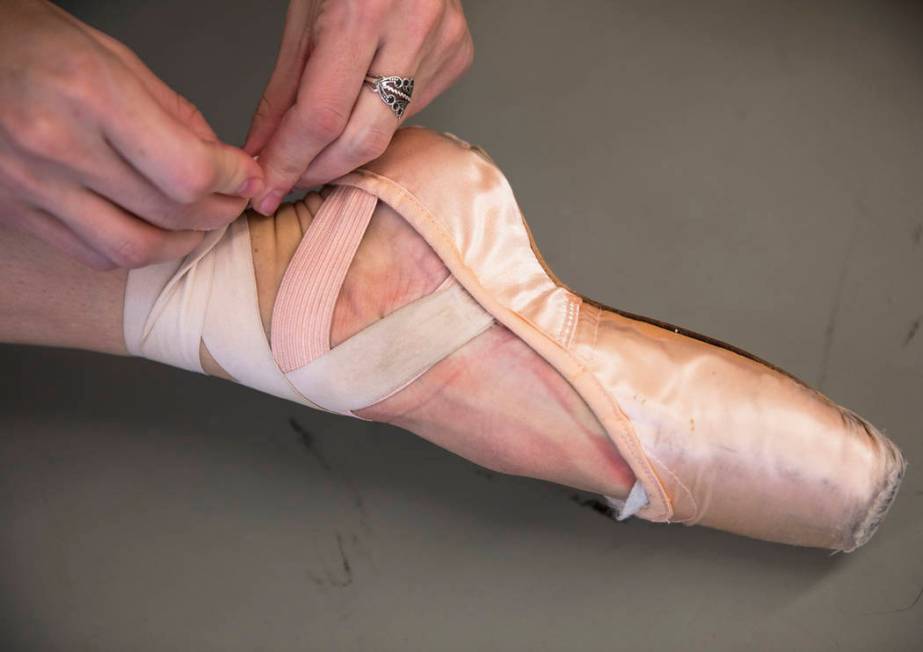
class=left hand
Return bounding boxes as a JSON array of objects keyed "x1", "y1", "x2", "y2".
[{"x1": 245, "y1": 0, "x2": 474, "y2": 215}]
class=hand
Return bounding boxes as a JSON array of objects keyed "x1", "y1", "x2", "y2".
[
  {"x1": 245, "y1": 0, "x2": 473, "y2": 215},
  {"x1": 0, "y1": 0, "x2": 264, "y2": 269}
]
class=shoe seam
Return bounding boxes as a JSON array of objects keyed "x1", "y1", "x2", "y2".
[
  {"x1": 644, "y1": 451, "x2": 699, "y2": 524},
  {"x1": 558, "y1": 294, "x2": 581, "y2": 350}
]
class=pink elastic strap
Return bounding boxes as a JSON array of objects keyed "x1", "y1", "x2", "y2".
[{"x1": 271, "y1": 186, "x2": 378, "y2": 373}]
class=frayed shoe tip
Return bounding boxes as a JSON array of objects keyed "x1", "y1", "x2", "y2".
[{"x1": 840, "y1": 436, "x2": 907, "y2": 553}]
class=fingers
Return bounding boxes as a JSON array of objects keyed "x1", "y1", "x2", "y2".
[
  {"x1": 30, "y1": 182, "x2": 204, "y2": 269},
  {"x1": 48, "y1": 3, "x2": 221, "y2": 143},
  {"x1": 2, "y1": 134, "x2": 208, "y2": 269},
  {"x1": 254, "y1": 0, "x2": 476, "y2": 196},
  {"x1": 3, "y1": 203, "x2": 111, "y2": 269},
  {"x1": 243, "y1": 0, "x2": 318, "y2": 156},
  {"x1": 0, "y1": 1, "x2": 248, "y2": 271},
  {"x1": 85, "y1": 23, "x2": 268, "y2": 209},
  {"x1": 388, "y1": 4, "x2": 473, "y2": 121},
  {"x1": 82, "y1": 146, "x2": 250, "y2": 232},
  {"x1": 6, "y1": 94, "x2": 247, "y2": 239},
  {"x1": 295, "y1": 73, "x2": 411, "y2": 188},
  {"x1": 85, "y1": 34, "x2": 261, "y2": 226},
  {"x1": 403, "y1": 35, "x2": 474, "y2": 120},
  {"x1": 251, "y1": 28, "x2": 378, "y2": 215},
  {"x1": 102, "y1": 72, "x2": 263, "y2": 205},
  {"x1": 295, "y1": 29, "x2": 424, "y2": 189},
  {"x1": 86, "y1": 26, "x2": 219, "y2": 142}
]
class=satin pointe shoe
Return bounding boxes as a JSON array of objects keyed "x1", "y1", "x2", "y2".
[{"x1": 125, "y1": 126, "x2": 905, "y2": 552}]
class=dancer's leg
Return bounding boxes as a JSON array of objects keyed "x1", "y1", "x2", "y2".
[
  {"x1": 0, "y1": 225, "x2": 126, "y2": 355},
  {"x1": 0, "y1": 197, "x2": 637, "y2": 498}
]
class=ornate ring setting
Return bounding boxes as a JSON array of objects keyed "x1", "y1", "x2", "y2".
[{"x1": 364, "y1": 74, "x2": 414, "y2": 118}]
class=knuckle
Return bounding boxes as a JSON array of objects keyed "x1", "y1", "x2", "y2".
[
  {"x1": 404, "y1": 5, "x2": 443, "y2": 47},
  {"x1": 169, "y1": 155, "x2": 216, "y2": 204},
  {"x1": 411, "y1": 0, "x2": 444, "y2": 30},
  {"x1": 452, "y1": 38, "x2": 475, "y2": 76},
  {"x1": 349, "y1": 126, "x2": 391, "y2": 162},
  {"x1": 96, "y1": 31, "x2": 133, "y2": 59},
  {"x1": 344, "y1": 0, "x2": 389, "y2": 31},
  {"x1": 445, "y1": 11, "x2": 471, "y2": 49},
  {"x1": 54, "y1": 55, "x2": 107, "y2": 108},
  {"x1": 10, "y1": 113, "x2": 70, "y2": 160},
  {"x1": 172, "y1": 94, "x2": 208, "y2": 130},
  {"x1": 316, "y1": 3, "x2": 352, "y2": 33},
  {"x1": 304, "y1": 102, "x2": 350, "y2": 142}
]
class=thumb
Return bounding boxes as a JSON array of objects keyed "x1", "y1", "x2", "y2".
[
  {"x1": 200, "y1": 139, "x2": 265, "y2": 198},
  {"x1": 77, "y1": 19, "x2": 264, "y2": 199}
]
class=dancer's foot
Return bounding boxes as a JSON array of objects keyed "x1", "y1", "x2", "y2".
[
  {"x1": 243, "y1": 192, "x2": 637, "y2": 499},
  {"x1": 128, "y1": 126, "x2": 903, "y2": 551}
]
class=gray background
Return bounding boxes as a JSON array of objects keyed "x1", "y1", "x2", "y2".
[{"x1": 2, "y1": 1, "x2": 922, "y2": 649}]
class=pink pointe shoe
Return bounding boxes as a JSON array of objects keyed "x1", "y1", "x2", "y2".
[{"x1": 126, "y1": 127, "x2": 905, "y2": 551}]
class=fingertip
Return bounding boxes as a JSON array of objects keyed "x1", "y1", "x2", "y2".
[
  {"x1": 253, "y1": 189, "x2": 286, "y2": 216},
  {"x1": 236, "y1": 175, "x2": 265, "y2": 199},
  {"x1": 214, "y1": 143, "x2": 265, "y2": 199}
]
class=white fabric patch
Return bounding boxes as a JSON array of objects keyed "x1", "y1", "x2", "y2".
[{"x1": 604, "y1": 482, "x2": 649, "y2": 521}]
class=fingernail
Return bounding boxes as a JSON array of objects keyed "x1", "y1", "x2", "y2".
[
  {"x1": 237, "y1": 176, "x2": 264, "y2": 198},
  {"x1": 254, "y1": 189, "x2": 285, "y2": 216}
]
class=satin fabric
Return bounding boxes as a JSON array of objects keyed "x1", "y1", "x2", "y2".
[{"x1": 333, "y1": 126, "x2": 905, "y2": 550}]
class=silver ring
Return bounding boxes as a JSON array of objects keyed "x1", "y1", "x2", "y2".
[{"x1": 364, "y1": 74, "x2": 414, "y2": 118}]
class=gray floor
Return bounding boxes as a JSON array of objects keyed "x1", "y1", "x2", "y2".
[{"x1": 2, "y1": 1, "x2": 922, "y2": 650}]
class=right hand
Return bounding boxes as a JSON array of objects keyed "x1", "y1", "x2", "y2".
[{"x1": 0, "y1": 0, "x2": 264, "y2": 269}]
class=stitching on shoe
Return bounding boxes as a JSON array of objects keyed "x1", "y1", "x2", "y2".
[
  {"x1": 644, "y1": 451, "x2": 699, "y2": 524},
  {"x1": 558, "y1": 294, "x2": 580, "y2": 349}
]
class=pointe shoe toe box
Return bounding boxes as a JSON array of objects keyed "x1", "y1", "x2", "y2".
[{"x1": 577, "y1": 303, "x2": 905, "y2": 550}]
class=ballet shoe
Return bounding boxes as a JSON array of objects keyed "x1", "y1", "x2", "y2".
[
  {"x1": 125, "y1": 126, "x2": 905, "y2": 551},
  {"x1": 322, "y1": 127, "x2": 905, "y2": 551}
]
